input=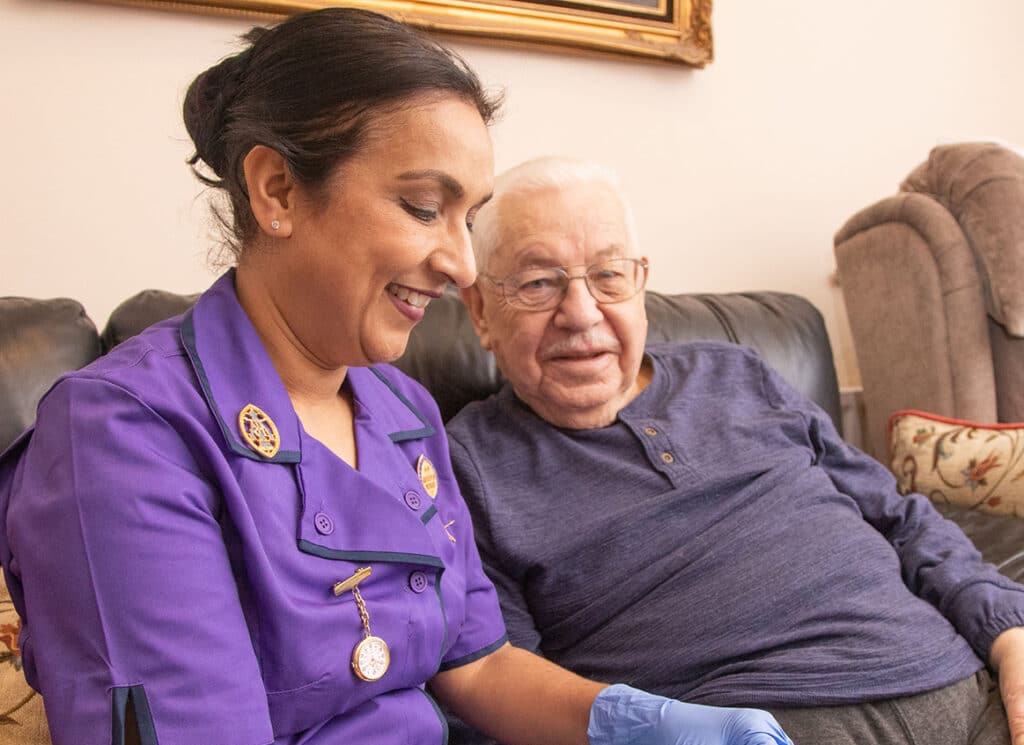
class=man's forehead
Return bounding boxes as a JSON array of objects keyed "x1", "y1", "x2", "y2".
[
  {"x1": 492, "y1": 184, "x2": 633, "y2": 267},
  {"x1": 503, "y1": 243, "x2": 628, "y2": 269}
]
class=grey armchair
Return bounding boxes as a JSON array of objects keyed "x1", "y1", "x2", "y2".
[{"x1": 834, "y1": 142, "x2": 1024, "y2": 461}]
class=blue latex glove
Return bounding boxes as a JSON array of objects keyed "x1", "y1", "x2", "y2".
[{"x1": 588, "y1": 685, "x2": 793, "y2": 745}]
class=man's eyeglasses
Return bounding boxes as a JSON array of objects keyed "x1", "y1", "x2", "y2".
[{"x1": 482, "y1": 258, "x2": 649, "y2": 312}]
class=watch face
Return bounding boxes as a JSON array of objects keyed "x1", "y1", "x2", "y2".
[{"x1": 352, "y1": 636, "x2": 390, "y2": 682}]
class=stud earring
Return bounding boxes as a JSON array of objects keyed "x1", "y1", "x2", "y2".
[{"x1": 270, "y1": 220, "x2": 281, "y2": 231}]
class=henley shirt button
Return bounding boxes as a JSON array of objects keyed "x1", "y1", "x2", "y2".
[
  {"x1": 660, "y1": 452, "x2": 675, "y2": 464},
  {"x1": 644, "y1": 426, "x2": 658, "y2": 436},
  {"x1": 404, "y1": 490, "x2": 423, "y2": 510},
  {"x1": 408, "y1": 571, "x2": 428, "y2": 593},
  {"x1": 313, "y1": 511, "x2": 335, "y2": 535}
]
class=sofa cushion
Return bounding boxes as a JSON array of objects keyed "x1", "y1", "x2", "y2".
[
  {"x1": 889, "y1": 409, "x2": 1024, "y2": 517},
  {"x1": 0, "y1": 574, "x2": 49, "y2": 742},
  {"x1": 101, "y1": 289, "x2": 200, "y2": 352}
]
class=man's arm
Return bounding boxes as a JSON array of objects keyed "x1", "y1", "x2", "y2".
[{"x1": 758, "y1": 358, "x2": 1024, "y2": 655}]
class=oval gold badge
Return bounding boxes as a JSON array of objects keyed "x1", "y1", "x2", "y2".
[
  {"x1": 416, "y1": 454, "x2": 438, "y2": 499},
  {"x1": 238, "y1": 404, "x2": 280, "y2": 458}
]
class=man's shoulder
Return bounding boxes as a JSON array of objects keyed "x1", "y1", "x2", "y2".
[
  {"x1": 446, "y1": 388, "x2": 517, "y2": 449},
  {"x1": 647, "y1": 340, "x2": 766, "y2": 372}
]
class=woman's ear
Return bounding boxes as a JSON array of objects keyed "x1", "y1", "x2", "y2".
[
  {"x1": 243, "y1": 145, "x2": 295, "y2": 237},
  {"x1": 460, "y1": 285, "x2": 492, "y2": 350}
]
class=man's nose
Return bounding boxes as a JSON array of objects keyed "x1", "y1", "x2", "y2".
[{"x1": 553, "y1": 276, "x2": 603, "y2": 329}]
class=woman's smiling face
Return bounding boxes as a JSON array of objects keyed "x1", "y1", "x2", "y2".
[{"x1": 249, "y1": 94, "x2": 494, "y2": 369}]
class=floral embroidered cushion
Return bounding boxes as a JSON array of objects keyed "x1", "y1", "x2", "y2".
[
  {"x1": 0, "y1": 573, "x2": 49, "y2": 743},
  {"x1": 889, "y1": 410, "x2": 1024, "y2": 517}
]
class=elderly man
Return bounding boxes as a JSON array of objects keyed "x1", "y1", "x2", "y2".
[{"x1": 446, "y1": 156, "x2": 1024, "y2": 745}]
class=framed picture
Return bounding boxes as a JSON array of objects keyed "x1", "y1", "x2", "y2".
[{"x1": 96, "y1": 0, "x2": 713, "y2": 66}]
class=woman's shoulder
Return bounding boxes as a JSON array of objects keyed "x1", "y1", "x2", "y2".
[{"x1": 40, "y1": 316, "x2": 205, "y2": 427}]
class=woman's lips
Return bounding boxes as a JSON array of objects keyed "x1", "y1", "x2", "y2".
[
  {"x1": 386, "y1": 283, "x2": 435, "y2": 322},
  {"x1": 386, "y1": 283, "x2": 433, "y2": 308}
]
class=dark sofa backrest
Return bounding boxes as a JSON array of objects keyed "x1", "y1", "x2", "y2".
[
  {"x1": 0, "y1": 298, "x2": 102, "y2": 453},
  {"x1": 0, "y1": 288, "x2": 840, "y2": 454}
]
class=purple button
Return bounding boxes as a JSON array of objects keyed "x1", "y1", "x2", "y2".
[
  {"x1": 313, "y1": 511, "x2": 334, "y2": 535},
  {"x1": 403, "y1": 490, "x2": 423, "y2": 510},
  {"x1": 408, "y1": 571, "x2": 428, "y2": 593}
]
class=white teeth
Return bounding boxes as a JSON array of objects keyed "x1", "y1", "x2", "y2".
[{"x1": 387, "y1": 283, "x2": 431, "y2": 309}]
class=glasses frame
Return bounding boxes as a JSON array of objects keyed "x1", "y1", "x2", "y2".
[{"x1": 482, "y1": 257, "x2": 650, "y2": 312}]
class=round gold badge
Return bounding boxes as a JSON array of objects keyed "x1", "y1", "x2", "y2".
[
  {"x1": 352, "y1": 635, "x2": 390, "y2": 682},
  {"x1": 238, "y1": 404, "x2": 280, "y2": 459},
  {"x1": 416, "y1": 454, "x2": 438, "y2": 499}
]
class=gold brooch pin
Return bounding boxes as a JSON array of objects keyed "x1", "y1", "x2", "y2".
[
  {"x1": 238, "y1": 404, "x2": 280, "y2": 458},
  {"x1": 333, "y1": 567, "x2": 390, "y2": 682},
  {"x1": 417, "y1": 454, "x2": 438, "y2": 498}
]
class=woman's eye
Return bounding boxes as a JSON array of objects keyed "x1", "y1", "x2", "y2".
[{"x1": 400, "y1": 199, "x2": 437, "y2": 222}]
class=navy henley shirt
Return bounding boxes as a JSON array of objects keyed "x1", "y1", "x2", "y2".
[{"x1": 447, "y1": 342, "x2": 1024, "y2": 707}]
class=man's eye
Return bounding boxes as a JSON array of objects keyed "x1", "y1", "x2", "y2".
[
  {"x1": 520, "y1": 278, "x2": 555, "y2": 291},
  {"x1": 513, "y1": 271, "x2": 559, "y2": 291},
  {"x1": 401, "y1": 199, "x2": 437, "y2": 222}
]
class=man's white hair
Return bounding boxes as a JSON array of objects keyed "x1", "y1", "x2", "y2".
[{"x1": 472, "y1": 156, "x2": 640, "y2": 274}]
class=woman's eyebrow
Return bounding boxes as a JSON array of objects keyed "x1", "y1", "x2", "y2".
[{"x1": 398, "y1": 169, "x2": 464, "y2": 198}]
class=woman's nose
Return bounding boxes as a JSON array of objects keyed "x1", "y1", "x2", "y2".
[{"x1": 433, "y1": 221, "x2": 477, "y2": 288}]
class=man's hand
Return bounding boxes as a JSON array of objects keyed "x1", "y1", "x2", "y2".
[
  {"x1": 990, "y1": 626, "x2": 1024, "y2": 745},
  {"x1": 588, "y1": 684, "x2": 793, "y2": 745}
]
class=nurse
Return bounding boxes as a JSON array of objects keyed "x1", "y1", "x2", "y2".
[{"x1": 0, "y1": 8, "x2": 792, "y2": 745}]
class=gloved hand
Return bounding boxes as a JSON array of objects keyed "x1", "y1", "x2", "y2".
[{"x1": 588, "y1": 684, "x2": 793, "y2": 745}]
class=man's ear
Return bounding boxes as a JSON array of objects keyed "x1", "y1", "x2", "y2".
[
  {"x1": 460, "y1": 285, "x2": 492, "y2": 350},
  {"x1": 242, "y1": 145, "x2": 295, "y2": 238}
]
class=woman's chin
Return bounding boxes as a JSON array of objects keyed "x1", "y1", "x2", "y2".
[{"x1": 362, "y1": 336, "x2": 411, "y2": 367}]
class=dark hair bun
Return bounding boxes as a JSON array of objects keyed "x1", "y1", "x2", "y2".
[{"x1": 183, "y1": 49, "x2": 250, "y2": 177}]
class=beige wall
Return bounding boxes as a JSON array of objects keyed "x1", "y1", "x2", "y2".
[{"x1": 3, "y1": 0, "x2": 1024, "y2": 389}]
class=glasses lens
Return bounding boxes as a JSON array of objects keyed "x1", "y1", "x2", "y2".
[
  {"x1": 587, "y1": 259, "x2": 644, "y2": 302},
  {"x1": 506, "y1": 267, "x2": 565, "y2": 309}
]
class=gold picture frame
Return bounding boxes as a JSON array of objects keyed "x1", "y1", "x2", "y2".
[{"x1": 96, "y1": 0, "x2": 712, "y2": 66}]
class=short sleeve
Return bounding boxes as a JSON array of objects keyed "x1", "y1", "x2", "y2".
[
  {"x1": 4, "y1": 377, "x2": 273, "y2": 744},
  {"x1": 421, "y1": 416, "x2": 506, "y2": 671}
]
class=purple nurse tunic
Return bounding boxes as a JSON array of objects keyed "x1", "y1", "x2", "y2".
[{"x1": 0, "y1": 271, "x2": 507, "y2": 744}]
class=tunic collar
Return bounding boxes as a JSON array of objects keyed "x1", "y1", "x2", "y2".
[{"x1": 181, "y1": 270, "x2": 433, "y2": 463}]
